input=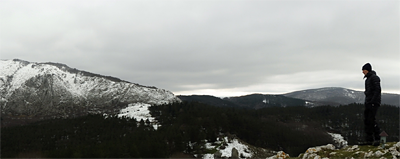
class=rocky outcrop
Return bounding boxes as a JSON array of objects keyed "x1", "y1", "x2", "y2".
[
  {"x1": 0, "y1": 59, "x2": 180, "y2": 118},
  {"x1": 265, "y1": 140, "x2": 400, "y2": 159}
]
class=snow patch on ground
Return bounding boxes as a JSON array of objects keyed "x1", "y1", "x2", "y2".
[
  {"x1": 202, "y1": 137, "x2": 252, "y2": 159},
  {"x1": 116, "y1": 103, "x2": 160, "y2": 130},
  {"x1": 117, "y1": 103, "x2": 154, "y2": 121}
]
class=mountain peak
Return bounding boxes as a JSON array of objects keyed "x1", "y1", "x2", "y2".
[{"x1": 0, "y1": 59, "x2": 180, "y2": 122}]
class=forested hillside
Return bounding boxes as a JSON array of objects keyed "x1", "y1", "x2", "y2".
[
  {"x1": 177, "y1": 95, "x2": 239, "y2": 107},
  {"x1": 178, "y1": 94, "x2": 309, "y2": 109},
  {"x1": 150, "y1": 102, "x2": 333, "y2": 156},
  {"x1": 2, "y1": 102, "x2": 398, "y2": 158},
  {"x1": 223, "y1": 94, "x2": 307, "y2": 108}
]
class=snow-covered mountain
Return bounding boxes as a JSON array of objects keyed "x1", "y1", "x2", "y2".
[
  {"x1": 284, "y1": 87, "x2": 399, "y2": 106},
  {"x1": 0, "y1": 59, "x2": 180, "y2": 118}
]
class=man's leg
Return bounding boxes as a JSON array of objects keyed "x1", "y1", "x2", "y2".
[
  {"x1": 364, "y1": 104, "x2": 380, "y2": 145},
  {"x1": 371, "y1": 106, "x2": 381, "y2": 142},
  {"x1": 364, "y1": 105, "x2": 374, "y2": 143}
]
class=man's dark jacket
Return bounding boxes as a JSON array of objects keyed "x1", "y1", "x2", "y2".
[{"x1": 364, "y1": 70, "x2": 381, "y2": 105}]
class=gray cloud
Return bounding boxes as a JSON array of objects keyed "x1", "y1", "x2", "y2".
[{"x1": 1, "y1": 0, "x2": 399, "y2": 96}]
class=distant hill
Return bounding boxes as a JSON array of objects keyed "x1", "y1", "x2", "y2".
[
  {"x1": 223, "y1": 94, "x2": 309, "y2": 109},
  {"x1": 177, "y1": 95, "x2": 239, "y2": 107},
  {"x1": 179, "y1": 87, "x2": 399, "y2": 109},
  {"x1": 178, "y1": 94, "x2": 310, "y2": 109},
  {"x1": 284, "y1": 87, "x2": 399, "y2": 106}
]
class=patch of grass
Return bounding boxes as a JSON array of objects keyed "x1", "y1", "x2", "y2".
[{"x1": 203, "y1": 148, "x2": 218, "y2": 154}]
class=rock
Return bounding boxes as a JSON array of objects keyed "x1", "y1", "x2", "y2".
[
  {"x1": 299, "y1": 142, "x2": 400, "y2": 158},
  {"x1": 375, "y1": 150, "x2": 384, "y2": 157},
  {"x1": 267, "y1": 151, "x2": 290, "y2": 159},
  {"x1": 214, "y1": 151, "x2": 222, "y2": 159},
  {"x1": 231, "y1": 148, "x2": 239, "y2": 159}
]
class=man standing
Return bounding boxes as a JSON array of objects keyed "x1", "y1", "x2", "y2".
[{"x1": 362, "y1": 63, "x2": 381, "y2": 146}]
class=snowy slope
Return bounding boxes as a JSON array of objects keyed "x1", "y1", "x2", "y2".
[
  {"x1": 0, "y1": 59, "x2": 180, "y2": 117},
  {"x1": 116, "y1": 103, "x2": 161, "y2": 129},
  {"x1": 117, "y1": 103, "x2": 155, "y2": 121}
]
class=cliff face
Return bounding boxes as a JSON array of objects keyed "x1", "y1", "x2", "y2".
[{"x1": 0, "y1": 59, "x2": 180, "y2": 118}]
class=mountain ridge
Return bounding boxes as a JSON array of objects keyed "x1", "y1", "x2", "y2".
[
  {"x1": 178, "y1": 94, "x2": 311, "y2": 109},
  {"x1": 0, "y1": 59, "x2": 180, "y2": 123},
  {"x1": 284, "y1": 87, "x2": 399, "y2": 106},
  {"x1": 178, "y1": 87, "x2": 399, "y2": 109}
]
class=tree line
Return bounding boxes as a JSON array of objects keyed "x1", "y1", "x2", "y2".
[{"x1": 2, "y1": 102, "x2": 398, "y2": 157}]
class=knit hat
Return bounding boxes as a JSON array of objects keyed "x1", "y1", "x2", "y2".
[{"x1": 362, "y1": 63, "x2": 372, "y2": 72}]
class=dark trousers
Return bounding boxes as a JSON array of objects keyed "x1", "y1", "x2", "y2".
[{"x1": 364, "y1": 104, "x2": 380, "y2": 141}]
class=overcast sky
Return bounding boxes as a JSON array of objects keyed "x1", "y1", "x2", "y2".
[{"x1": 1, "y1": 0, "x2": 399, "y2": 96}]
